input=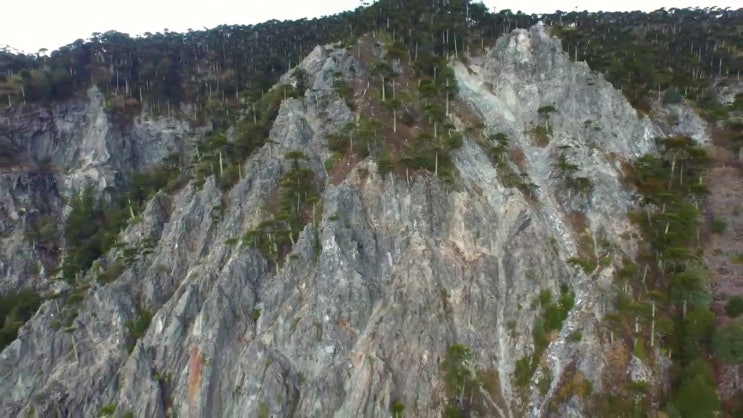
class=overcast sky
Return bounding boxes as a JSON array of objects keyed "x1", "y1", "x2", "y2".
[{"x1": 2, "y1": 0, "x2": 739, "y2": 53}]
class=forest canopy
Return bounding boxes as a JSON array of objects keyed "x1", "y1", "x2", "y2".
[{"x1": 0, "y1": 2, "x2": 740, "y2": 119}]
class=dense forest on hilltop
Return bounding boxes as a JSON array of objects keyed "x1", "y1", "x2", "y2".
[
  {"x1": 1, "y1": 1, "x2": 742, "y2": 417},
  {"x1": 0, "y1": 1, "x2": 741, "y2": 122}
]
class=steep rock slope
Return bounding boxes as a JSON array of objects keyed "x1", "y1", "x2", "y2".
[
  {"x1": 1, "y1": 26, "x2": 658, "y2": 417},
  {"x1": 0, "y1": 88, "x2": 202, "y2": 293},
  {"x1": 453, "y1": 24, "x2": 658, "y2": 414}
]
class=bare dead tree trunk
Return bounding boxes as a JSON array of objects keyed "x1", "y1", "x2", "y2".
[{"x1": 651, "y1": 302, "x2": 656, "y2": 348}]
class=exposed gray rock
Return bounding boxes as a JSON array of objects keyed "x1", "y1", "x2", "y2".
[
  {"x1": 652, "y1": 100, "x2": 709, "y2": 143},
  {"x1": 454, "y1": 23, "x2": 658, "y2": 415},
  {"x1": 0, "y1": 25, "x2": 666, "y2": 418},
  {"x1": 628, "y1": 355, "x2": 654, "y2": 384},
  {"x1": 715, "y1": 80, "x2": 743, "y2": 105},
  {"x1": 0, "y1": 85, "x2": 204, "y2": 293},
  {"x1": 0, "y1": 168, "x2": 61, "y2": 293}
]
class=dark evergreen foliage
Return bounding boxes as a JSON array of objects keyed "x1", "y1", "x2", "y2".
[
  {"x1": 628, "y1": 135, "x2": 725, "y2": 415},
  {"x1": 1, "y1": 3, "x2": 736, "y2": 118},
  {"x1": 0, "y1": 289, "x2": 42, "y2": 350}
]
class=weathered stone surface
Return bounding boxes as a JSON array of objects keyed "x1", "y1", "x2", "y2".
[
  {"x1": 0, "y1": 84, "x2": 205, "y2": 293},
  {"x1": 0, "y1": 25, "x2": 666, "y2": 418}
]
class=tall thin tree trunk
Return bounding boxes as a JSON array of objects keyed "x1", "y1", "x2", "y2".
[
  {"x1": 651, "y1": 302, "x2": 656, "y2": 348},
  {"x1": 219, "y1": 151, "x2": 224, "y2": 177}
]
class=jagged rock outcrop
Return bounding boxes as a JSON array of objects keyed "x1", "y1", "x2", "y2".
[
  {"x1": 1, "y1": 25, "x2": 662, "y2": 417},
  {"x1": 0, "y1": 88, "x2": 203, "y2": 292},
  {"x1": 454, "y1": 24, "x2": 659, "y2": 415},
  {"x1": 652, "y1": 100, "x2": 709, "y2": 143}
]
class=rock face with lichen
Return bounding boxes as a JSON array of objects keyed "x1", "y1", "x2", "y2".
[{"x1": 0, "y1": 25, "x2": 666, "y2": 417}]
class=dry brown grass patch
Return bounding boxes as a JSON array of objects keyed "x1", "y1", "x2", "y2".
[
  {"x1": 329, "y1": 154, "x2": 361, "y2": 186},
  {"x1": 603, "y1": 342, "x2": 631, "y2": 391},
  {"x1": 552, "y1": 370, "x2": 593, "y2": 410},
  {"x1": 508, "y1": 148, "x2": 527, "y2": 171},
  {"x1": 567, "y1": 211, "x2": 595, "y2": 258}
]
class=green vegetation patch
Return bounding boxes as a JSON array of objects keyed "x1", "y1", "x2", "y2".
[
  {"x1": 242, "y1": 151, "x2": 319, "y2": 265},
  {"x1": 516, "y1": 285, "x2": 575, "y2": 389},
  {"x1": 614, "y1": 135, "x2": 722, "y2": 416},
  {"x1": 126, "y1": 309, "x2": 153, "y2": 353},
  {"x1": 0, "y1": 289, "x2": 43, "y2": 350},
  {"x1": 726, "y1": 296, "x2": 743, "y2": 318}
]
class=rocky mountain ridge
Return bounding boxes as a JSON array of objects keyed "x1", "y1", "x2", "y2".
[{"x1": 0, "y1": 22, "x2": 734, "y2": 418}]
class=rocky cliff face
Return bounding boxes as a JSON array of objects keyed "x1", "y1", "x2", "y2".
[
  {"x1": 0, "y1": 87, "x2": 203, "y2": 293},
  {"x1": 0, "y1": 25, "x2": 663, "y2": 417}
]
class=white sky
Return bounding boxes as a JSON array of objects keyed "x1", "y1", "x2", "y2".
[{"x1": 2, "y1": 0, "x2": 740, "y2": 54}]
